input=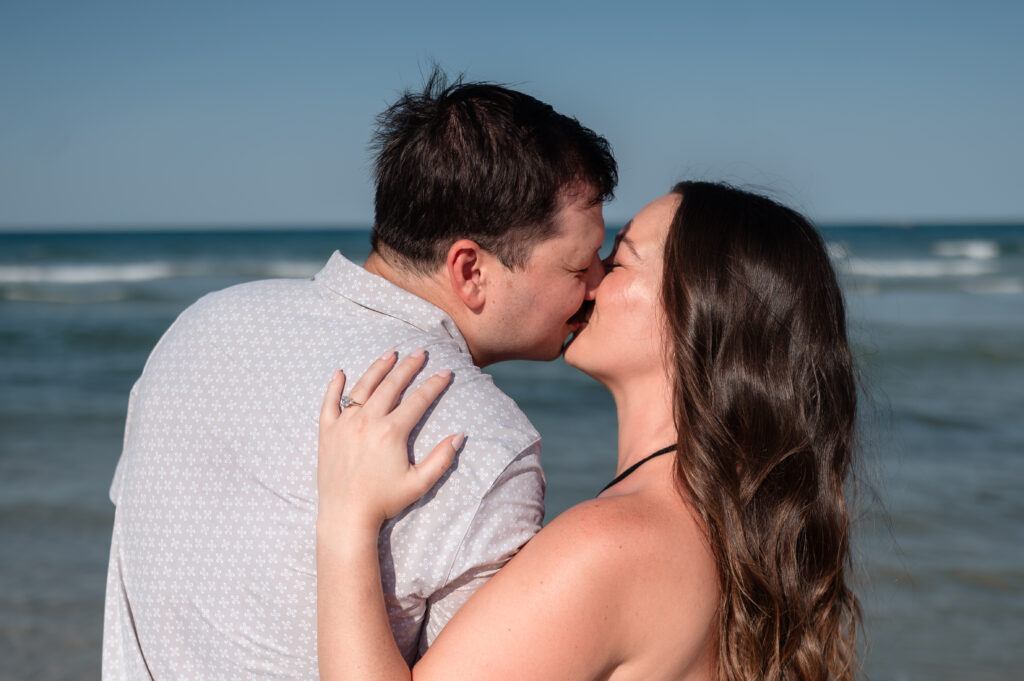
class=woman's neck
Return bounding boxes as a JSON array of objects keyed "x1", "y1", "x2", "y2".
[{"x1": 609, "y1": 373, "x2": 677, "y2": 476}]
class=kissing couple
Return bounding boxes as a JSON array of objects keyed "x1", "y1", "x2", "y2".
[{"x1": 104, "y1": 69, "x2": 860, "y2": 681}]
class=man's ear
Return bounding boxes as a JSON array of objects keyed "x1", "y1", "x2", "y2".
[{"x1": 445, "y1": 239, "x2": 490, "y2": 311}]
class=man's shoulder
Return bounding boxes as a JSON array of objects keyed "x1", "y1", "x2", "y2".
[
  {"x1": 451, "y1": 373, "x2": 538, "y2": 443},
  {"x1": 182, "y1": 276, "x2": 312, "y2": 316},
  {"x1": 386, "y1": 347, "x2": 542, "y2": 498},
  {"x1": 423, "y1": 350, "x2": 539, "y2": 448},
  {"x1": 158, "y1": 276, "x2": 324, "y2": 346}
]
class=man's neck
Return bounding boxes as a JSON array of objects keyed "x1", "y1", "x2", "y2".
[
  {"x1": 362, "y1": 251, "x2": 402, "y2": 284},
  {"x1": 363, "y1": 251, "x2": 447, "y2": 311},
  {"x1": 362, "y1": 252, "x2": 483, "y2": 365}
]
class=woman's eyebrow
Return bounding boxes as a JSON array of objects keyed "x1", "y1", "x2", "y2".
[
  {"x1": 620, "y1": 235, "x2": 640, "y2": 258},
  {"x1": 611, "y1": 232, "x2": 639, "y2": 260},
  {"x1": 609, "y1": 220, "x2": 639, "y2": 258}
]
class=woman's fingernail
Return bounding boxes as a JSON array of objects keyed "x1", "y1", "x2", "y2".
[
  {"x1": 380, "y1": 349, "x2": 395, "y2": 361},
  {"x1": 451, "y1": 433, "x2": 465, "y2": 450},
  {"x1": 436, "y1": 369, "x2": 451, "y2": 379},
  {"x1": 411, "y1": 348, "x2": 426, "y2": 359}
]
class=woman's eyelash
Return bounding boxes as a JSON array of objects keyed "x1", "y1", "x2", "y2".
[{"x1": 603, "y1": 261, "x2": 621, "y2": 272}]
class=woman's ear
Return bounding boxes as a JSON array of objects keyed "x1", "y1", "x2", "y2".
[{"x1": 445, "y1": 239, "x2": 489, "y2": 311}]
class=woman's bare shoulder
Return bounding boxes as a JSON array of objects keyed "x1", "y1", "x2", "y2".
[
  {"x1": 527, "y1": 492, "x2": 720, "y2": 676},
  {"x1": 416, "y1": 495, "x2": 665, "y2": 678},
  {"x1": 419, "y1": 490, "x2": 720, "y2": 681},
  {"x1": 528, "y1": 490, "x2": 714, "y2": 586}
]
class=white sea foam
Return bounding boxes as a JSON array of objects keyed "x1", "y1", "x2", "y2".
[
  {"x1": 0, "y1": 259, "x2": 323, "y2": 284},
  {"x1": 826, "y1": 242, "x2": 850, "y2": 259},
  {"x1": 963, "y1": 278, "x2": 1024, "y2": 295},
  {"x1": 841, "y1": 258, "x2": 995, "y2": 278},
  {"x1": 0, "y1": 263, "x2": 179, "y2": 284},
  {"x1": 933, "y1": 240, "x2": 1000, "y2": 260}
]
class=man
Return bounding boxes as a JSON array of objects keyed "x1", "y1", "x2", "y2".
[{"x1": 102, "y1": 71, "x2": 616, "y2": 679}]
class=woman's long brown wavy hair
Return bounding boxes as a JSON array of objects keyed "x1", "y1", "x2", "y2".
[{"x1": 663, "y1": 182, "x2": 860, "y2": 681}]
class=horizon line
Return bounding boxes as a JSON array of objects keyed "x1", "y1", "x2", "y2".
[{"x1": 3, "y1": 217, "x2": 1024, "y2": 235}]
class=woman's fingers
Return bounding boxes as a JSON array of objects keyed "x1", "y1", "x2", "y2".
[
  {"x1": 364, "y1": 349, "x2": 428, "y2": 415},
  {"x1": 392, "y1": 369, "x2": 452, "y2": 430},
  {"x1": 319, "y1": 370, "x2": 346, "y2": 425},
  {"x1": 404, "y1": 433, "x2": 464, "y2": 505},
  {"x1": 343, "y1": 350, "x2": 399, "y2": 407},
  {"x1": 316, "y1": 351, "x2": 462, "y2": 526},
  {"x1": 326, "y1": 350, "x2": 450, "y2": 426}
]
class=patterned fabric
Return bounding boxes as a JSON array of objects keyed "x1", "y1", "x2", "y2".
[{"x1": 102, "y1": 252, "x2": 544, "y2": 679}]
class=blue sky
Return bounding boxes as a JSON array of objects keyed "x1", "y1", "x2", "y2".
[{"x1": 1, "y1": 0, "x2": 1022, "y2": 227}]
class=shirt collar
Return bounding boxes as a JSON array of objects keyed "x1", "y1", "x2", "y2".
[{"x1": 314, "y1": 251, "x2": 470, "y2": 355}]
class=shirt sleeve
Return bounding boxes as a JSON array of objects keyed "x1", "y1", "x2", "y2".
[
  {"x1": 108, "y1": 380, "x2": 139, "y2": 506},
  {"x1": 417, "y1": 441, "x2": 544, "y2": 655}
]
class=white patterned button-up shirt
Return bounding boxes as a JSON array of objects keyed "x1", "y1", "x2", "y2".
[{"x1": 102, "y1": 251, "x2": 544, "y2": 679}]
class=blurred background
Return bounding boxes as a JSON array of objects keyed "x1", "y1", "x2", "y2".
[{"x1": 2, "y1": 1, "x2": 1022, "y2": 679}]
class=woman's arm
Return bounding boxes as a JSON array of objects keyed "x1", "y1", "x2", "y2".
[
  {"x1": 316, "y1": 351, "x2": 460, "y2": 681},
  {"x1": 316, "y1": 514, "x2": 407, "y2": 680}
]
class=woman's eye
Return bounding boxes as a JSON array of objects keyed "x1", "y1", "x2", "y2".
[{"x1": 603, "y1": 261, "x2": 621, "y2": 273}]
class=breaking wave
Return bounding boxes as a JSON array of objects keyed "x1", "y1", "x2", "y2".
[
  {"x1": 0, "y1": 260, "x2": 322, "y2": 285},
  {"x1": 840, "y1": 258, "x2": 996, "y2": 278},
  {"x1": 932, "y1": 240, "x2": 1001, "y2": 260},
  {"x1": 0, "y1": 263, "x2": 179, "y2": 284}
]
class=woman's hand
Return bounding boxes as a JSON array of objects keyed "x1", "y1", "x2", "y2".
[{"x1": 317, "y1": 349, "x2": 463, "y2": 533}]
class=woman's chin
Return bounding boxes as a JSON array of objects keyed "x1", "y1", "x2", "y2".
[
  {"x1": 563, "y1": 331, "x2": 622, "y2": 390},
  {"x1": 562, "y1": 330, "x2": 593, "y2": 372},
  {"x1": 562, "y1": 335, "x2": 583, "y2": 368}
]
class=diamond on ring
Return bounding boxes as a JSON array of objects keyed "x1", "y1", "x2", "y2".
[{"x1": 340, "y1": 395, "x2": 363, "y2": 409}]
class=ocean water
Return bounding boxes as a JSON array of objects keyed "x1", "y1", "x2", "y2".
[{"x1": 1, "y1": 224, "x2": 1022, "y2": 680}]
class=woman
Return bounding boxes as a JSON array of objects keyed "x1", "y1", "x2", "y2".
[{"x1": 316, "y1": 181, "x2": 861, "y2": 681}]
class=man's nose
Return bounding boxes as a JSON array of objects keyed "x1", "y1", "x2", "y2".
[{"x1": 584, "y1": 254, "x2": 604, "y2": 299}]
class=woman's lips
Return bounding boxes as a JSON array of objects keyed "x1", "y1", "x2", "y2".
[
  {"x1": 568, "y1": 300, "x2": 594, "y2": 328},
  {"x1": 565, "y1": 301, "x2": 595, "y2": 345}
]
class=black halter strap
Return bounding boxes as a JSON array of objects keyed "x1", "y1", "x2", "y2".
[{"x1": 599, "y1": 444, "x2": 677, "y2": 495}]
